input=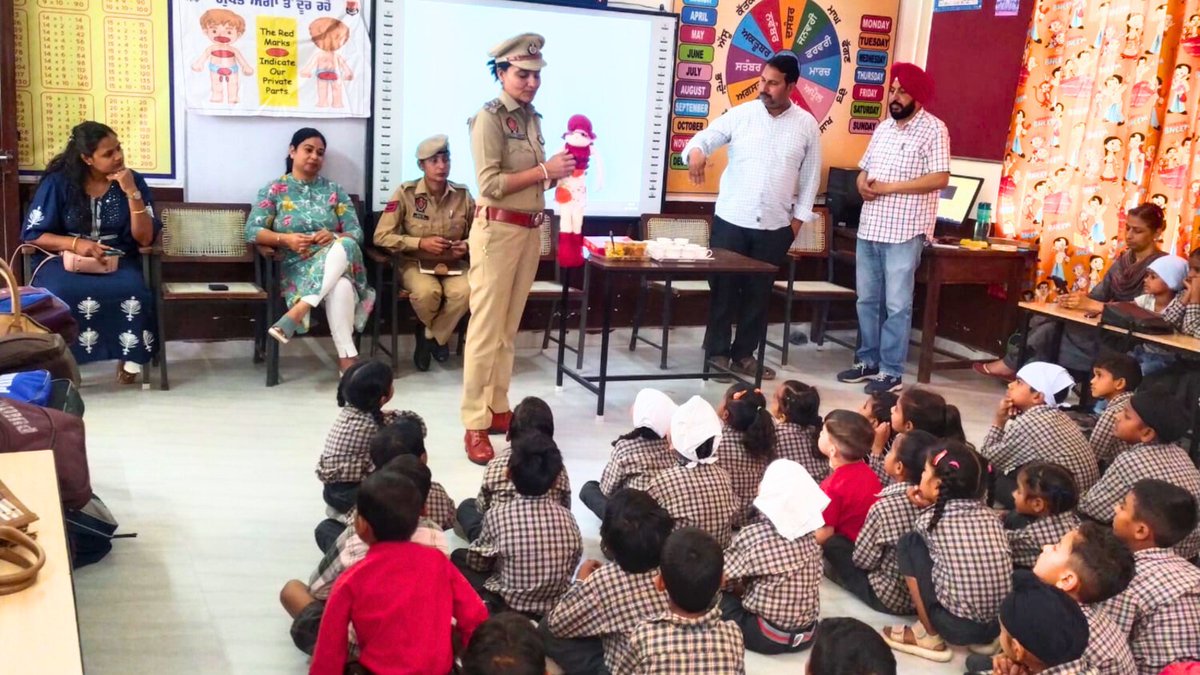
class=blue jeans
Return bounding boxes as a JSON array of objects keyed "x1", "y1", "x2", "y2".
[{"x1": 855, "y1": 236, "x2": 925, "y2": 378}]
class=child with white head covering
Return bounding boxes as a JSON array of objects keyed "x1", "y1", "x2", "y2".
[
  {"x1": 1132, "y1": 255, "x2": 1190, "y2": 376},
  {"x1": 580, "y1": 389, "x2": 679, "y2": 520}
]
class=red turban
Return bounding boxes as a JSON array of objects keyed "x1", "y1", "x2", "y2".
[{"x1": 891, "y1": 62, "x2": 934, "y2": 105}]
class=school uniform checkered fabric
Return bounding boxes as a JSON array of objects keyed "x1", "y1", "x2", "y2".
[
  {"x1": 980, "y1": 404, "x2": 1099, "y2": 493},
  {"x1": 475, "y1": 445, "x2": 572, "y2": 513},
  {"x1": 852, "y1": 482, "x2": 921, "y2": 613},
  {"x1": 647, "y1": 463, "x2": 740, "y2": 549},
  {"x1": 1162, "y1": 293, "x2": 1200, "y2": 336},
  {"x1": 857, "y1": 109, "x2": 951, "y2": 243},
  {"x1": 1089, "y1": 392, "x2": 1133, "y2": 465},
  {"x1": 1098, "y1": 547, "x2": 1200, "y2": 675},
  {"x1": 724, "y1": 522, "x2": 821, "y2": 630},
  {"x1": 919, "y1": 499, "x2": 1012, "y2": 623},
  {"x1": 547, "y1": 566, "x2": 668, "y2": 672},
  {"x1": 1007, "y1": 511, "x2": 1081, "y2": 569},
  {"x1": 1081, "y1": 603, "x2": 1137, "y2": 675},
  {"x1": 774, "y1": 422, "x2": 828, "y2": 483},
  {"x1": 599, "y1": 437, "x2": 676, "y2": 495},
  {"x1": 315, "y1": 409, "x2": 426, "y2": 484},
  {"x1": 715, "y1": 427, "x2": 771, "y2": 528},
  {"x1": 1037, "y1": 660, "x2": 1099, "y2": 674},
  {"x1": 426, "y1": 481, "x2": 456, "y2": 531},
  {"x1": 622, "y1": 605, "x2": 746, "y2": 675}
]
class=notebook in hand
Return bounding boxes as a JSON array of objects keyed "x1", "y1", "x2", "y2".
[{"x1": 418, "y1": 259, "x2": 466, "y2": 276}]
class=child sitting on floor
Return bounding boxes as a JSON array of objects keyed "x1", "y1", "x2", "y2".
[
  {"x1": 625, "y1": 528, "x2": 745, "y2": 674},
  {"x1": 1162, "y1": 246, "x2": 1200, "y2": 338},
  {"x1": 980, "y1": 361, "x2": 1099, "y2": 509},
  {"x1": 1078, "y1": 389, "x2": 1200, "y2": 560},
  {"x1": 890, "y1": 387, "x2": 967, "y2": 442},
  {"x1": 1005, "y1": 461, "x2": 1081, "y2": 569},
  {"x1": 315, "y1": 360, "x2": 424, "y2": 515},
  {"x1": 988, "y1": 571, "x2": 1091, "y2": 675},
  {"x1": 716, "y1": 384, "x2": 777, "y2": 527},
  {"x1": 772, "y1": 379, "x2": 827, "y2": 482},
  {"x1": 883, "y1": 442, "x2": 1012, "y2": 662},
  {"x1": 814, "y1": 410, "x2": 881, "y2": 545},
  {"x1": 807, "y1": 618, "x2": 896, "y2": 675},
  {"x1": 1088, "y1": 353, "x2": 1142, "y2": 467},
  {"x1": 1102, "y1": 480, "x2": 1200, "y2": 674},
  {"x1": 367, "y1": 420, "x2": 456, "y2": 531},
  {"x1": 825, "y1": 429, "x2": 936, "y2": 616},
  {"x1": 1131, "y1": 255, "x2": 1189, "y2": 375},
  {"x1": 579, "y1": 388, "x2": 677, "y2": 521},
  {"x1": 462, "y1": 612, "x2": 548, "y2": 675},
  {"x1": 721, "y1": 459, "x2": 823, "y2": 654},
  {"x1": 861, "y1": 390, "x2": 899, "y2": 484},
  {"x1": 647, "y1": 396, "x2": 740, "y2": 548},
  {"x1": 308, "y1": 467, "x2": 487, "y2": 675}
]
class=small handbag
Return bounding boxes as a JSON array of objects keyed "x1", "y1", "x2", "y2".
[
  {"x1": 60, "y1": 251, "x2": 118, "y2": 274},
  {"x1": 0, "y1": 479, "x2": 44, "y2": 597},
  {"x1": 1100, "y1": 301, "x2": 1174, "y2": 334}
]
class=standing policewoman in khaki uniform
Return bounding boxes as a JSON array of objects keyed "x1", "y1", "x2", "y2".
[{"x1": 461, "y1": 33, "x2": 576, "y2": 463}]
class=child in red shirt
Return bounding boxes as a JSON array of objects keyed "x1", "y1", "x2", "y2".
[
  {"x1": 310, "y1": 469, "x2": 488, "y2": 674},
  {"x1": 815, "y1": 410, "x2": 882, "y2": 544}
]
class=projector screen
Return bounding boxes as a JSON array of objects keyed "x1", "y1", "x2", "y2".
[{"x1": 371, "y1": 0, "x2": 676, "y2": 217}]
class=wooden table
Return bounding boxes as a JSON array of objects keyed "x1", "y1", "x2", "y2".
[
  {"x1": 556, "y1": 249, "x2": 778, "y2": 416},
  {"x1": 0, "y1": 450, "x2": 83, "y2": 674}
]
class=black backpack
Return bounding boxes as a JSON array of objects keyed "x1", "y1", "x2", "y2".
[{"x1": 65, "y1": 495, "x2": 134, "y2": 568}]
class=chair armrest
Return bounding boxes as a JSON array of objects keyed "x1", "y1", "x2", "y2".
[
  {"x1": 139, "y1": 232, "x2": 163, "y2": 256},
  {"x1": 255, "y1": 244, "x2": 285, "y2": 261},
  {"x1": 364, "y1": 246, "x2": 394, "y2": 266}
]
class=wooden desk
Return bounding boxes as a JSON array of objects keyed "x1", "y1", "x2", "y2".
[{"x1": 0, "y1": 450, "x2": 83, "y2": 674}]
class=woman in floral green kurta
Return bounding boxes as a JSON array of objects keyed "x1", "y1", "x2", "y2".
[{"x1": 245, "y1": 128, "x2": 375, "y2": 373}]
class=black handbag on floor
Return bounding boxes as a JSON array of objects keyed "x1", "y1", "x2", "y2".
[{"x1": 1101, "y1": 301, "x2": 1173, "y2": 334}]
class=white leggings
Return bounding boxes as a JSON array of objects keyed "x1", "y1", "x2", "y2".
[{"x1": 300, "y1": 243, "x2": 358, "y2": 358}]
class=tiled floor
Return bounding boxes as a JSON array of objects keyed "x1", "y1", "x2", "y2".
[{"x1": 72, "y1": 326, "x2": 1009, "y2": 674}]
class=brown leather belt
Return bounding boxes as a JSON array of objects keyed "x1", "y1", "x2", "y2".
[{"x1": 478, "y1": 206, "x2": 545, "y2": 229}]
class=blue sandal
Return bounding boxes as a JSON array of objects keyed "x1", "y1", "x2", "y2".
[{"x1": 269, "y1": 315, "x2": 300, "y2": 345}]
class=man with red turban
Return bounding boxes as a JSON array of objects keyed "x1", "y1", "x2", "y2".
[{"x1": 836, "y1": 62, "x2": 951, "y2": 394}]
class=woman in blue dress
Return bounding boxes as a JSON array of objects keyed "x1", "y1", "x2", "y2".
[{"x1": 21, "y1": 121, "x2": 161, "y2": 384}]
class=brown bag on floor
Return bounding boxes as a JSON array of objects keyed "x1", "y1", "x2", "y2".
[
  {"x1": 0, "y1": 398, "x2": 92, "y2": 510},
  {"x1": 0, "y1": 333, "x2": 80, "y2": 385}
]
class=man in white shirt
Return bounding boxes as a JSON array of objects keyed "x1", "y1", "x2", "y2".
[
  {"x1": 683, "y1": 54, "x2": 822, "y2": 380},
  {"x1": 836, "y1": 63, "x2": 950, "y2": 394}
]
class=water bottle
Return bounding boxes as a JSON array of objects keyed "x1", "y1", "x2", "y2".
[{"x1": 974, "y1": 202, "x2": 992, "y2": 241}]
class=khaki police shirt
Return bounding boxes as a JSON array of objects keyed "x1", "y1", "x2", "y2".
[
  {"x1": 469, "y1": 90, "x2": 546, "y2": 212},
  {"x1": 374, "y1": 178, "x2": 475, "y2": 261}
]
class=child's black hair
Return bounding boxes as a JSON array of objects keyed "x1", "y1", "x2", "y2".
[
  {"x1": 777, "y1": 380, "x2": 822, "y2": 427},
  {"x1": 1130, "y1": 479, "x2": 1200, "y2": 549},
  {"x1": 823, "y1": 410, "x2": 874, "y2": 462},
  {"x1": 461, "y1": 612, "x2": 546, "y2": 675},
  {"x1": 509, "y1": 432, "x2": 563, "y2": 497},
  {"x1": 379, "y1": 455, "x2": 432, "y2": 504},
  {"x1": 1093, "y1": 353, "x2": 1143, "y2": 392},
  {"x1": 925, "y1": 441, "x2": 988, "y2": 533},
  {"x1": 723, "y1": 384, "x2": 777, "y2": 460},
  {"x1": 864, "y1": 390, "x2": 899, "y2": 426},
  {"x1": 616, "y1": 426, "x2": 662, "y2": 444},
  {"x1": 336, "y1": 360, "x2": 393, "y2": 426},
  {"x1": 894, "y1": 429, "x2": 938, "y2": 485},
  {"x1": 601, "y1": 489, "x2": 675, "y2": 574},
  {"x1": 1018, "y1": 461, "x2": 1079, "y2": 515},
  {"x1": 659, "y1": 527, "x2": 723, "y2": 614},
  {"x1": 355, "y1": 470, "x2": 422, "y2": 543},
  {"x1": 369, "y1": 417, "x2": 426, "y2": 470},
  {"x1": 1069, "y1": 522, "x2": 1135, "y2": 604},
  {"x1": 692, "y1": 437, "x2": 716, "y2": 461},
  {"x1": 808, "y1": 617, "x2": 897, "y2": 675},
  {"x1": 899, "y1": 387, "x2": 967, "y2": 443},
  {"x1": 509, "y1": 396, "x2": 554, "y2": 440}
]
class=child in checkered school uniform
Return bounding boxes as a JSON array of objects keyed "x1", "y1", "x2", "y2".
[
  {"x1": 813, "y1": 410, "x2": 881, "y2": 546},
  {"x1": 1161, "y1": 246, "x2": 1200, "y2": 338},
  {"x1": 579, "y1": 389, "x2": 677, "y2": 521},
  {"x1": 1087, "y1": 353, "x2": 1141, "y2": 469},
  {"x1": 824, "y1": 429, "x2": 937, "y2": 616},
  {"x1": 860, "y1": 390, "x2": 899, "y2": 485},
  {"x1": 771, "y1": 380, "x2": 827, "y2": 482},
  {"x1": 876, "y1": 387, "x2": 966, "y2": 486},
  {"x1": 1004, "y1": 461, "x2": 1081, "y2": 569},
  {"x1": 807, "y1": 618, "x2": 897, "y2": 675},
  {"x1": 1102, "y1": 480, "x2": 1200, "y2": 674},
  {"x1": 543, "y1": 489, "x2": 673, "y2": 673},
  {"x1": 315, "y1": 360, "x2": 425, "y2": 515},
  {"x1": 455, "y1": 397, "x2": 572, "y2": 542},
  {"x1": 452, "y1": 432, "x2": 582, "y2": 620},
  {"x1": 719, "y1": 459, "x2": 823, "y2": 654},
  {"x1": 626, "y1": 528, "x2": 745, "y2": 674},
  {"x1": 1078, "y1": 389, "x2": 1200, "y2": 560},
  {"x1": 715, "y1": 384, "x2": 777, "y2": 528},
  {"x1": 462, "y1": 612, "x2": 548, "y2": 675},
  {"x1": 980, "y1": 362, "x2": 1100, "y2": 509},
  {"x1": 883, "y1": 442, "x2": 1012, "y2": 662},
  {"x1": 988, "y1": 571, "x2": 1092, "y2": 675},
  {"x1": 647, "y1": 396, "x2": 740, "y2": 548}
]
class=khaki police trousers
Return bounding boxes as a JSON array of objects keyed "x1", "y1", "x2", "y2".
[
  {"x1": 460, "y1": 215, "x2": 541, "y2": 430},
  {"x1": 400, "y1": 263, "x2": 470, "y2": 346}
]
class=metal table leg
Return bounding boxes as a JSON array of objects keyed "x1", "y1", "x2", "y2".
[{"x1": 597, "y1": 272, "x2": 613, "y2": 417}]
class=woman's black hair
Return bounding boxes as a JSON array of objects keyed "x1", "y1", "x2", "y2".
[
  {"x1": 488, "y1": 60, "x2": 512, "y2": 81},
  {"x1": 894, "y1": 429, "x2": 938, "y2": 485},
  {"x1": 1127, "y1": 202, "x2": 1166, "y2": 232},
  {"x1": 336, "y1": 360, "x2": 393, "y2": 426},
  {"x1": 615, "y1": 426, "x2": 662, "y2": 444},
  {"x1": 777, "y1": 379, "x2": 821, "y2": 427},
  {"x1": 723, "y1": 383, "x2": 776, "y2": 460},
  {"x1": 40, "y1": 121, "x2": 117, "y2": 232},
  {"x1": 899, "y1": 387, "x2": 967, "y2": 443},
  {"x1": 285, "y1": 127, "x2": 327, "y2": 173},
  {"x1": 925, "y1": 441, "x2": 987, "y2": 533},
  {"x1": 1017, "y1": 461, "x2": 1079, "y2": 515}
]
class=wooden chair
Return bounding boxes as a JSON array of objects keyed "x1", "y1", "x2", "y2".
[
  {"x1": 529, "y1": 211, "x2": 586, "y2": 352},
  {"x1": 628, "y1": 214, "x2": 712, "y2": 368},
  {"x1": 151, "y1": 202, "x2": 270, "y2": 389},
  {"x1": 768, "y1": 207, "x2": 856, "y2": 365}
]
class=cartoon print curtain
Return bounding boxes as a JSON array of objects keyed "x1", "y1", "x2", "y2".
[{"x1": 999, "y1": 0, "x2": 1198, "y2": 300}]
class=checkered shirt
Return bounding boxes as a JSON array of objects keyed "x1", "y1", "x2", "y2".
[
  {"x1": 716, "y1": 427, "x2": 771, "y2": 528},
  {"x1": 426, "y1": 481, "x2": 456, "y2": 531},
  {"x1": 1080, "y1": 603, "x2": 1137, "y2": 675},
  {"x1": 600, "y1": 437, "x2": 676, "y2": 495},
  {"x1": 775, "y1": 422, "x2": 829, "y2": 483},
  {"x1": 308, "y1": 517, "x2": 444, "y2": 601},
  {"x1": 852, "y1": 482, "x2": 921, "y2": 613},
  {"x1": 857, "y1": 108, "x2": 951, "y2": 243},
  {"x1": 1007, "y1": 510, "x2": 1081, "y2": 569},
  {"x1": 1162, "y1": 293, "x2": 1200, "y2": 337},
  {"x1": 724, "y1": 522, "x2": 821, "y2": 629},
  {"x1": 867, "y1": 453, "x2": 893, "y2": 486},
  {"x1": 1078, "y1": 442, "x2": 1200, "y2": 560},
  {"x1": 918, "y1": 499, "x2": 1012, "y2": 623},
  {"x1": 1098, "y1": 548, "x2": 1200, "y2": 675},
  {"x1": 1039, "y1": 661, "x2": 1099, "y2": 675},
  {"x1": 547, "y1": 565, "x2": 668, "y2": 673},
  {"x1": 464, "y1": 493, "x2": 582, "y2": 616},
  {"x1": 647, "y1": 463, "x2": 740, "y2": 549},
  {"x1": 622, "y1": 605, "x2": 746, "y2": 675},
  {"x1": 1090, "y1": 393, "x2": 1133, "y2": 466},
  {"x1": 315, "y1": 409, "x2": 426, "y2": 484},
  {"x1": 475, "y1": 445, "x2": 572, "y2": 513},
  {"x1": 980, "y1": 404, "x2": 1099, "y2": 493}
]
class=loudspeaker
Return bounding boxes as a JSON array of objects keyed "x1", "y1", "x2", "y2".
[{"x1": 826, "y1": 167, "x2": 863, "y2": 228}]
